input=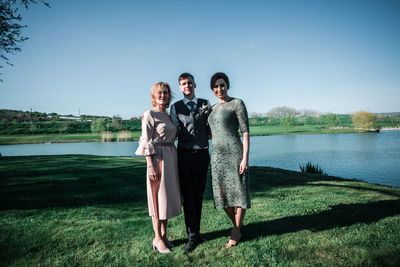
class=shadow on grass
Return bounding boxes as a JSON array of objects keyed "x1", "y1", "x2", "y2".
[
  {"x1": 0, "y1": 155, "x2": 148, "y2": 210},
  {"x1": 201, "y1": 166, "x2": 400, "y2": 243},
  {"x1": 311, "y1": 182, "x2": 400, "y2": 197},
  {"x1": 1, "y1": 156, "x2": 399, "y2": 219},
  {"x1": 247, "y1": 166, "x2": 400, "y2": 198},
  {"x1": 202, "y1": 199, "x2": 400, "y2": 243}
]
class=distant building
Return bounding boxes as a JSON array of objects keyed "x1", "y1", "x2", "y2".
[{"x1": 59, "y1": 116, "x2": 81, "y2": 121}]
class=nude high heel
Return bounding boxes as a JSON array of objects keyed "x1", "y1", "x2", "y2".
[{"x1": 152, "y1": 238, "x2": 171, "y2": 254}]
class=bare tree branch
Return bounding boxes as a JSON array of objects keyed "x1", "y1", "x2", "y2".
[{"x1": 0, "y1": 0, "x2": 50, "y2": 82}]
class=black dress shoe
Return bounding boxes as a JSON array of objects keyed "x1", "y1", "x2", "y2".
[{"x1": 184, "y1": 238, "x2": 199, "y2": 253}]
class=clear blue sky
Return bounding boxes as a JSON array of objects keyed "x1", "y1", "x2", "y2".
[{"x1": 1, "y1": 0, "x2": 399, "y2": 118}]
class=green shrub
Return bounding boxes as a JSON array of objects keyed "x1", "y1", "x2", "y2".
[{"x1": 299, "y1": 162, "x2": 327, "y2": 175}]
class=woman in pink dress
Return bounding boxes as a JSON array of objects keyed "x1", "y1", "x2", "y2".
[{"x1": 135, "y1": 82, "x2": 182, "y2": 254}]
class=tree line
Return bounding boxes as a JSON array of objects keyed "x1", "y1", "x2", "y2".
[
  {"x1": 250, "y1": 108, "x2": 400, "y2": 131},
  {"x1": 0, "y1": 109, "x2": 118, "y2": 122},
  {"x1": 0, "y1": 120, "x2": 141, "y2": 135},
  {"x1": 0, "y1": 110, "x2": 141, "y2": 135},
  {"x1": 250, "y1": 106, "x2": 320, "y2": 118},
  {"x1": 1, "y1": 108, "x2": 399, "y2": 135}
]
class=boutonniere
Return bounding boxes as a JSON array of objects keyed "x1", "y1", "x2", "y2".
[{"x1": 199, "y1": 103, "x2": 210, "y2": 115}]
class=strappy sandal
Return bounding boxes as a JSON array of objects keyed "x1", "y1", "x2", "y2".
[{"x1": 226, "y1": 229, "x2": 241, "y2": 248}]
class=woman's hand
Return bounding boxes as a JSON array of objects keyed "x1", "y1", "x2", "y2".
[
  {"x1": 239, "y1": 159, "x2": 248, "y2": 174},
  {"x1": 148, "y1": 163, "x2": 160, "y2": 182},
  {"x1": 239, "y1": 131, "x2": 249, "y2": 175},
  {"x1": 146, "y1": 156, "x2": 160, "y2": 182}
]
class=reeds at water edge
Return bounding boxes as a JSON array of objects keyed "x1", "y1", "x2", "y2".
[
  {"x1": 101, "y1": 131, "x2": 132, "y2": 142},
  {"x1": 117, "y1": 131, "x2": 132, "y2": 142},
  {"x1": 299, "y1": 161, "x2": 327, "y2": 175},
  {"x1": 101, "y1": 131, "x2": 114, "y2": 142}
]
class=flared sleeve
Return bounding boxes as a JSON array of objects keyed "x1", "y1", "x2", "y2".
[{"x1": 135, "y1": 111, "x2": 156, "y2": 156}]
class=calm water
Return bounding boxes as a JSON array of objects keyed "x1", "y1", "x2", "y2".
[
  {"x1": 250, "y1": 131, "x2": 400, "y2": 188},
  {"x1": 1, "y1": 131, "x2": 399, "y2": 187}
]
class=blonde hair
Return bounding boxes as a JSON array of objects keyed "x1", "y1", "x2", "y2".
[{"x1": 150, "y1": 82, "x2": 173, "y2": 108}]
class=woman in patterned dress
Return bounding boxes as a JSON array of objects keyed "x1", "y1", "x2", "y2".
[
  {"x1": 135, "y1": 82, "x2": 182, "y2": 254},
  {"x1": 207, "y1": 72, "x2": 250, "y2": 248}
]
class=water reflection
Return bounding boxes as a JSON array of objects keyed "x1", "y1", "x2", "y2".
[{"x1": 249, "y1": 132, "x2": 400, "y2": 187}]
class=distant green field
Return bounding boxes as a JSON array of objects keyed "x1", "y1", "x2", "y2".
[
  {"x1": 1, "y1": 155, "x2": 399, "y2": 266},
  {"x1": 250, "y1": 125, "x2": 357, "y2": 136},
  {"x1": 0, "y1": 133, "x2": 99, "y2": 145},
  {"x1": 0, "y1": 132, "x2": 142, "y2": 145}
]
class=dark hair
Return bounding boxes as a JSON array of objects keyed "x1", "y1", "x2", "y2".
[
  {"x1": 178, "y1": 72, "x2": 195, "y2": 83},
  {"x1": 210, "y1": 72, "x2": 230, "y2": 90}
]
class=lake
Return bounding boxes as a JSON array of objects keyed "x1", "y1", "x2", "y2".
[{"x1": 1, "y1": 131, "x2": 399, "y2": 187}]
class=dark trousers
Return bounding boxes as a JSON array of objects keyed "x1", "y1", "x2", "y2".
[{"x1": 177, "y1": 149, "x2": 210, "y2": 240}]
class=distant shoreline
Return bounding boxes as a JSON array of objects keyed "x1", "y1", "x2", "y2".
[
  {"x1": 2, "y1": 127, "x2": 399, "y2": 146},
  {"x1": 380, "y1": 127, "x2": 400, "y2": 131}
]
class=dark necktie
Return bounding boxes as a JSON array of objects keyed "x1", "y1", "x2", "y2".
[{"x1": 187, "y1": 101, "x2": 196, "y2": 112}]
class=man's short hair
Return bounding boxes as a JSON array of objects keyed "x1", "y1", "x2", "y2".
[{"x1": 178, "y1": 72, "x2": 195, "y2": 83}]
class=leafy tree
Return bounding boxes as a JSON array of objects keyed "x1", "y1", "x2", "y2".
[
  {"x1": 91, "y1": 119, "x2": 105, "y2": 136},
  {"x1": 0, "y1": 0, "x2": 50, "y2": 81},
  {"x1": 59, "y1": 123, "x2": 68, "y2": 134},
  {"x1": 326, "y1": 113, "x2": 339, "y2": 128},
  {"x1": 352, "y1": 111, "x2": 377, "y2": 130},
  {"x1": 111, "y1": 115, "x2": 122, "y2": 130},
  {"x1": 338, "y1": 114, "x2": 352, "y2": 125},
  {"x1": 281, "y1": 115, "x2": 294, "y2": 132},
  {"x1": 305, "y1": 116, "x2": 317, "y2": 125},
  {"x1": 267, "y1": 117, "x2": 274, "y2": 125},
  {"x1": 29, "y1": 121, "x2": 36, "y2": 134}
]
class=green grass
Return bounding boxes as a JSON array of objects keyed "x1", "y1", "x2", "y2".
[
  {"x1": 250, "y1": 125, "x2": 359, "y2": 136},
  {"x1": 1, "y1": 155, "x2": 399, "y2": 266},
  {"x1": 0, "y1": 131, "x2": 142, "y2": 145}
]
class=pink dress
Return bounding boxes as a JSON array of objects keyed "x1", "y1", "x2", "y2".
[{"x1": 135, "y1": 110, "x2": 182, "y2": 219}]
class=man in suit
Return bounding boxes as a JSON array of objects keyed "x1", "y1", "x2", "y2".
[{"x1": 170, "y1": 72, "x2": 211, "y2": 253}]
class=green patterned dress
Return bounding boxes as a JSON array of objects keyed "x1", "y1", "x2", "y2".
[{"x1": 207, "y1": 98, "x2": 251, "y2": 209}]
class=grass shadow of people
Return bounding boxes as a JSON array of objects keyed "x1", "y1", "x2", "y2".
[{"x1": 202, "y1": 199, "x2": 400, "y2": 243}]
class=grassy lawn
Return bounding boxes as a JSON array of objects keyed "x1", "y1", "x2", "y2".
[{"x1": 1, "y1": 155, "x2": 400, "y2": 266}]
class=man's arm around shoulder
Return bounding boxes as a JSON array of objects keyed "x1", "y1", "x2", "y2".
[{"x1": 170, "y1": 102, "x2": 180, "y2": 129}]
